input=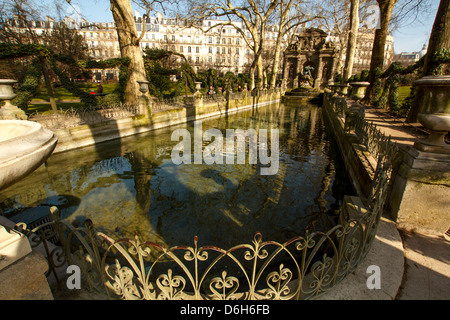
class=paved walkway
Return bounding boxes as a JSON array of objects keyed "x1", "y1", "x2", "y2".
[{"x1": 320, "y1": 105, "x2": 450, "y2": 300}]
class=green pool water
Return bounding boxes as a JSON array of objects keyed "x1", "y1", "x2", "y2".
[{"x1": 0, "y1": 101, "x2": 355, "y2": 249}]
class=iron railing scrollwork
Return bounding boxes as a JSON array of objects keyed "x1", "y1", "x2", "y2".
[{"x1": 11, "y1": 138, "x2": 396, "y2": 300}]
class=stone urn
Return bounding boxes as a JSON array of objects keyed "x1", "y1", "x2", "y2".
[
  {"x1": 0, "y1": 79, "x2": 27, "y2": 120},
  {"x1": 337, "y1": 84, "x2": 350, "y2": 95},
  {"x1": 414, "y1": 75, "x2": 450, "y2": 152},
  {"x1": 137, "y1": 80, "x2": 149, "y2": 94},
  {"x1": 350, "y1": 81, "x2": 370, "y2": 100},
  {"x1": 195, "y1": 81, "x2": 202, "y2": 92}
]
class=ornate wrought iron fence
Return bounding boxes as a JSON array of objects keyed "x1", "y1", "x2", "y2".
[
  {"x1": 152, "y1": 97, "x2": 190, "y2": 113},
  {"x1": 29, "y1": 104, "x2": 140, "y2": 130},
  {"x1": 10, "y1": 138, "x2": 397, "y2": 300},
  {"x1": 354, "y1": 113, "x2": 398, "y2": 163}
]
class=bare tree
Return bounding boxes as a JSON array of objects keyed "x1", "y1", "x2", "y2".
[
  {"x1": 268, "y1": 0, "x2": 324, "y2": 88},
  {"x1": 0, "y1": 0, "x2": 65, "y2": 113},
  {"x1": 182, "y1": 0, "x2": 280, "y2": 89},
  {"x1": 313, "y1": 0, "x2": 350, "y2": 78},
  {"x1": 342, "y1": 0, "x2": 359, "y2": 82},
  {"x1": 106, "y1": 0, "x2": 149, "y2": 104},
  {"x1": 363, "y1": 0, "x2": 397, "y2": 103}
]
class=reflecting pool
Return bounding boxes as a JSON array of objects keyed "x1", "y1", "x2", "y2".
[{"x1": 0, "y1": 102, "x2": 355, "y2": 249}]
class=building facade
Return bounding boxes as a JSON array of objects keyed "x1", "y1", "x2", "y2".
[
  {"x1": 393, "y1": 44, "x2": 427, "y2": 67},
  {"x1": 3, "y1": 12, "x2": 394, "y2": 84}
]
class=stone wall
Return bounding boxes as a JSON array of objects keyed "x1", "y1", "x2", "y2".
[
  {"x1": 322, "y1": 91, "x2": 376, "y2": 201},
  {"x1": 51, "y1": 90, "x2": 282, "y2": 154},
  {"x1": 323, "y1": 90, "x2": 450, "y2": 234}
]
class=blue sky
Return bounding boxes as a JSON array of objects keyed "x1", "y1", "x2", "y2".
[{"x1": 53, "y1": 0, "x2": 439, "y2": 54}]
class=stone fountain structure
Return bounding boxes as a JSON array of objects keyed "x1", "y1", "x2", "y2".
[{"x1": 0, "y1": 79, "x2": 58, "y2": 299}]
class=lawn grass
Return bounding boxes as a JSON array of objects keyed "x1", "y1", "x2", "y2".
[
  {"x1": 27, "y1": 103, "x2": 84, "y2": 115},
  {"x1": 397, "y1": 86, "x2": 411, "y2": 104},
  {"x1": 28, "y1": 82, "x2": 118, "y2": 114},
  {"x1": 32, "y1": 83, "x2": 118, "y2": 102}
]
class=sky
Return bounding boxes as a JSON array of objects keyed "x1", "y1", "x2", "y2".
[{"x1": 47, "y1": 0, "x2": 440, "y2": 54}]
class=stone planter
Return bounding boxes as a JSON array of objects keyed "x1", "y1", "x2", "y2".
[
  {"x1": 414, "y1": 75, "x2": 450, "y2": 152},
  {"x1": 137, "y1": 80, "x2": 149, "y2": 94},
  {"x1": 350, "y1": 81, "x2": 370, "y2": 100},
  {"x1": 337, "y1": 84, "x2": 350, "y2": 95},
  {"x1": 0, "y1": 79, "x2": 27, "y2": 120}
]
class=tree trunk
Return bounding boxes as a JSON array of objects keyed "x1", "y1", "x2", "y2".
[
  {"x1": 407, "y1": 0, "x2": 450, "y2": 122},
  {"x1": 270, "y1": 33, "x2": 284, "y2": 88},
  {"x1": 110, "y1": 0, "x2": 148, "y2": 105},
  {"x1": 39, "y1": 57, "x2": 58, "y2": 113},
  {"x1": 250, "y1": 66, "x2": 256, "y2": 90},
  {"x1": 256, "y1": 54, "x2": 264, "y2": 89},
  {"x1": 363, "y1": 0, "x2": 397, "y2": 103},
  {"x1": 343, "y1": 0, "x2": 360, "y2": 82}
]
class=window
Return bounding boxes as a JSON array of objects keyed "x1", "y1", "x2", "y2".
[
  {"x1": 222, "y1": 38, "x2": 226, "y2": 44},
  {"x1": 208, "y1": 56, "x2": 212, "y2": 63},
  {"x1": 228, "y1": 47, "x2": 232, "y2": 54},
  {"x1": 195, "y1": 57, "x2": 199, "y2": 63},
  {"x1": 172, "y1": 35, "x2": 175, "y2": 41},
  {"x1": 164, "y1": 35, "x2": 167, "y2": 41},
  {"x1": 196, "y1": 47, "x2": 199, "y2": 53},
  {"x1": 208, "y1": 37, "x2": 212, "y2": 43},
  {"x1": 222, "y1": 48, "x2": 225, "y2": 54},
  {"x1": 188, "y1": 46, "x2": 191, "y2": 53},
  {"x1": 209, "y1": 47, "x2": 213, "y2": 53},
  {"x1": 180, "y1": 46, "x2": 183, "y2": 52},
  {"x1": 236, "y1": 48, "x2": 239, "y2": 54},
  {"x1": 216, "y1": 47, "x2": 220, "y2": 54},
  {"x1": 236, "y1": 38, "x2": 240, "y2": 45}
]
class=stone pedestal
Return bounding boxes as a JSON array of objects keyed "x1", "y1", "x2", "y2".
[
  {"x1": 388, "y1": 146, "x2": 450, "y2": 234},
  {"x1": 387, "y1": 75, "x2": 450, "y2": 234},
  {"x1": 137, "y1": 80, "x2": 152, "y2": 116},
  {"x1": 0, "y1": 226, "x2": 53, "y2": 300}
]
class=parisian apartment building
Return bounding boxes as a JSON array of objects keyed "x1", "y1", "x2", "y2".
[{"x1": 4, "y1": 12, "x2": 394, "y2": 83}]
